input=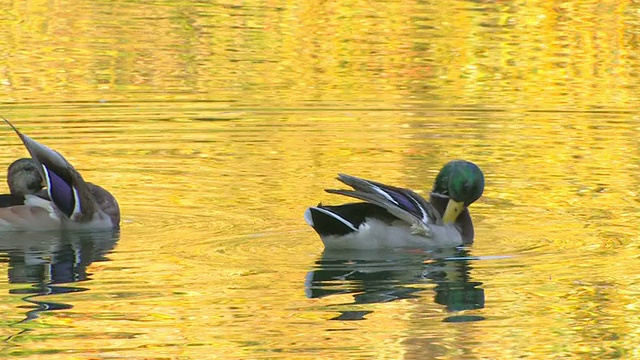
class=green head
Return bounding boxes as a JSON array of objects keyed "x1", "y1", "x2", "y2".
[{"x1": 433, "y1": 160, "x2": 484, "y2": 223}]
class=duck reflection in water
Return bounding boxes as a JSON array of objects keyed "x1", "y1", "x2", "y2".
[
  {"x1": 0, "y1": 118, "x2": 121, "y2": 326},
  {"x1": 305, "y1": 247, "x2": 484, "y2": 321},
  {"x1": 0, "y1": 230, "x2": 119, "y2": 323}
]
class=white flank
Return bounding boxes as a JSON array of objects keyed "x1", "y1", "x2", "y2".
[
  {"x1": 0, "y1": 195, "x2": 62, "y2": 231},
  {"x1": 63, "y1": 210, "x2": 114, "y2": 230},
  {"x1": 320, "y1": 218, "x2": 463, "y2": 250},
  {"x1": 24, "y1": 194, "x2": 55, "y2": 212}
]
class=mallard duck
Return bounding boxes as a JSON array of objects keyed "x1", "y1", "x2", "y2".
[
  {"x1": 304, "y1": 160, "x2": 484, "y2": 249},
  {"x1": 0, "y1": 117, "x2": 120, "y2": 230}
]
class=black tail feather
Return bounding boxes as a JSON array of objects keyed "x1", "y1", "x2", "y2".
[{"x1": 306, "y1": 203, "x2": 396, "y2": 237}]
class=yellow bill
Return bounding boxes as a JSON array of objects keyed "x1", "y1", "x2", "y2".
[{"x1": 442, "y1": 199, "x2": 465, "y2": 224}]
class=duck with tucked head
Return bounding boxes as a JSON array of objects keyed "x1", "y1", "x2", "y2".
[
  {"x1": 0, "y1": 117, "x2": 120, "y2": 230},
  {"x1": 304, "y1": 160, "x2": 484, "y2": 249}
]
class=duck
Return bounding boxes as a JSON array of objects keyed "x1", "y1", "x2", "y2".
[
  {"x1": 304, "y1": 160, "x2": 484, "y2": 250},
  {"x1": 0, "y1": 117, "x2": 120, "y2": 230}
]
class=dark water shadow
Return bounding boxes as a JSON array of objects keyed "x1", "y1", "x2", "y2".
[
  {"x1": 0, "y1": 230, "x2": 119, "y2": 325},
  {"x1": 305, "y1": 247, "x2": 484, "y2": 322}
]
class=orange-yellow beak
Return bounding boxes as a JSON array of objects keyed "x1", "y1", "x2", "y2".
[{"x1": 442, "y1": 199, "x2": 465, "y2": 224}]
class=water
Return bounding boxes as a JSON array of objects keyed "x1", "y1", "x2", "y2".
[{"x1": 1, "y1": 0, "x2": 640, "y2": 358}]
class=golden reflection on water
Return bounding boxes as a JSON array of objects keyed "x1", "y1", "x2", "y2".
[
  {"x1": 2, "y1": 1, "x2": 639, "y2": 108},
  {"x1": 0, "y1": 0, "x2": 639, "y2": 359}
]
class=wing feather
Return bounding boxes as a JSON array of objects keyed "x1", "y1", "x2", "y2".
[{"x1": 327, "y1": 174, "x2": 441, "y2": 227}]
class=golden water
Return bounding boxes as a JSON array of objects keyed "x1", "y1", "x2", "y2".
[{"x1": 0, "y1": 1, "x2": 639, "y2": 358}]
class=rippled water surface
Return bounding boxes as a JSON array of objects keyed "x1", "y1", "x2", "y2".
[{"x1": 1, "y1": 1, "x2": 640, "y2": 359}]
